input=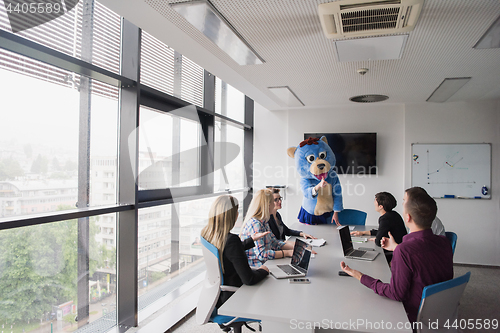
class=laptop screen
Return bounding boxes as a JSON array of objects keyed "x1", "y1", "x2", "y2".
[
  {"x1": 339, "y1": 226, "x2": 354, "y2": 255},
  {"x1": 290, "y1": 238, "x2": 311, "y2": 272}
]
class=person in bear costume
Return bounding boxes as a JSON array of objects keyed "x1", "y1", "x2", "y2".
[{"x1": 287, "y1": 136, "x2": 343, "y2": 225}]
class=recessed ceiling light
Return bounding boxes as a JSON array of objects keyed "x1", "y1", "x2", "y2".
[
  {"x1": 349, "y1": 95, "x2": 389, "y2": 103},
  {"x1": 474, "y1": 15, "x2": 500, "y2": 49},
  {"x1": 268, "y1": 86, "x2": 304, "y2": 107},
  {"x1": 171, "y1": 0, "x2": 264, "y2": 65},
  {"x1": 426, "y1": 78, "x2": 471, "y2": 103}
]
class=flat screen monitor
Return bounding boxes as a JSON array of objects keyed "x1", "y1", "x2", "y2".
[{"x1": 303, "y1": 133, "x2": 377, "y2": 175}]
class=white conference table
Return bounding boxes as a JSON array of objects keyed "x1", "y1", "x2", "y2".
[{"x1": 219, "y1": 224, "x2": 412, "y2": 332}]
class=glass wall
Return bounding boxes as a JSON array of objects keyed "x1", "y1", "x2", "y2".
[
  {"x1": 0, "y1": 50, "x2": 119, "y2": 218},
  {"x1": 0, "y1": 214, "x2": 117, "y2": 332},
  {"x1": 0, "y1": 0, "x2": 253, "y2": 332}
]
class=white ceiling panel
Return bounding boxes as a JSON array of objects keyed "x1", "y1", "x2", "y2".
[{"x1": 100, "y1": 0, "x2": 500, "y2": 110}]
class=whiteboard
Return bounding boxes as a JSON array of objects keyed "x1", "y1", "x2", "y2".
[{"x1": 411, "y1": 143, "x2": 491, "y2": 199}]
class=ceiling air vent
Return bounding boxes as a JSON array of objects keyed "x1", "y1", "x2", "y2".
[
  {"x1": 318, "y1": 0, "x2": 424, "y2": 39},
  {"x1": 350, "y1": 95, "x2": 389, "y2": 103}
]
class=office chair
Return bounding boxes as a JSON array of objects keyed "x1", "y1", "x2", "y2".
[
  {"x1": 197, "y1": 237, "x2": 259, "y2": 333},
  {"x1": 337, "y1": 209, "x2": 367, "y2": 225},
  {"x1": 445, "y1": 231, "x2": 458, "y2": 256},
  {"x1": 416, "y1": 272, "x2": 471, "y2": 333}
]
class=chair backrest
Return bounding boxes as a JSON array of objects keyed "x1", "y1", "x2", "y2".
[
  {"x1": 416, "y1": 272, "x2": 471, "y2": 333},
  {"x1": 445, "y1": 231, "x2": 458, "y2": 255},
  {"x1": 337, "y1": 209, "x2": 367, "y2": 225},
  {"x1": 196, "y1": 237, "x2": 223, "y2": 325}
]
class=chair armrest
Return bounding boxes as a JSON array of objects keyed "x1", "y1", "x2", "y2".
[{"x1": 220, "y1": 285, "x2": 239, "y2": 292}]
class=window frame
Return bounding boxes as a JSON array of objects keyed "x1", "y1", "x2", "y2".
[{"x1": 0, "y1": 8, "x2": 254, "y2": 333}]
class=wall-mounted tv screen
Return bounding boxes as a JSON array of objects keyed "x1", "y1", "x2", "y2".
[{"x1": 303, "y1": 133, "x2": 377, "y2": 175}]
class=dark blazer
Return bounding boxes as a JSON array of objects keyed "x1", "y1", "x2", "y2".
[
  {"x1": 268, "y1": 212, "x2": 302, "y2": 241},
  {"x1": 217, "y1": 233, "x2": 269, "y2": 308}
]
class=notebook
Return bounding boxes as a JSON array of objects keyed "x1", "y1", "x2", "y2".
[
  {"x1": 269, "y1": 238, "x2": 312, "y2": 279},
  {"x1": 338, "y1": 226, "x2": 379, "y2": 261}
]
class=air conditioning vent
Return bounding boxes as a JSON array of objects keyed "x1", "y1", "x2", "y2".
[{"x1": 319, "y1": 0, "x2": 424, "y2": 39}]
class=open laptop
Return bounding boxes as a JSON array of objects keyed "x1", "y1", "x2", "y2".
[
  {"x1": 338, "y1": 226, "x2": 379, "y2": 261},
  {"x1": 269, "y1": 238, "x2": 312, "y2": 279}
]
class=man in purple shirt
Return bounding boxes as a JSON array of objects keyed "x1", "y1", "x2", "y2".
[{"x1": 340, "y1": 187, "x2": 453, "y2": 324}]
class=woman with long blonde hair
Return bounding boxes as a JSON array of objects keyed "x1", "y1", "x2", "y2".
[
  {"x1": 240, "y1": 189, "x2": 295, "y2": 267},
  {"x1": 201, "y1": 195, "x2": 269, "y2": 308}
]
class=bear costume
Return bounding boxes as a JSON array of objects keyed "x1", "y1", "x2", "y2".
[{"x1": 287, "y1": 136, "x2": 343, "y2": 225}]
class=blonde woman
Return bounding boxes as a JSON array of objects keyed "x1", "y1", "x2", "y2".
[
  {"x1": 240, "y1": 189, "x2": 295, "y2": 267},
  {"x1": 201, "y1": 195, "x2": 269, "y2": 308}
]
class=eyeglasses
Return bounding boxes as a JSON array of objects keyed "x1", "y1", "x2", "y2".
[{"x1": 274, "y1": 197, "x2": 283, "y2": 202}]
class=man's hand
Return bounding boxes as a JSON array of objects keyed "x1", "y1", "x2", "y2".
[
  {"x1": 340, "y1": 261, "x2": 363, "y2": 281},
  {"x1": 332, "y1": 211, "x2": 341, "y2": 226},
  {"x1": 381, "y1": 231, "x2": 398, "y2": 252},
  {"x1": 300, "y1": 232, "x2": 316, "y2": 239},
  {"x1": 350, "y1": 230, "x2": 369, "y2": 236},
  {"x1": 251, "y1": 231, "x2": 270, "y2": 242}
]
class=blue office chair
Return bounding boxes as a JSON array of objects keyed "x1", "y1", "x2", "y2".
[
  {"x1": 197, "y1": 237, "x2": 259, "y2": 333},
  {"x1": 445, "y1": 231, "x2": 458, "y2": 255},
  {"x1": 416, "y1": 272, "x2": 471, "y2": 333},
  {"x1": 337, "y1": 209, "x2": 367, "y2": 225}
]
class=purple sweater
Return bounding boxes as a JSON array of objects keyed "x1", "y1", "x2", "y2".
[{"x1": 360, "y1": 229, "x2": 453, "y2": 323}]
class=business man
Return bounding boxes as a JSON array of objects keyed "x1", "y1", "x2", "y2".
[{"x1": 340, "y1": 187, "x2": 453, "y2": 324}]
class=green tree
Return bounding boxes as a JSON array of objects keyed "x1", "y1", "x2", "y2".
[
  {"x1": 0, "y1": 226, "x2": 62, "y2": 324},
  {"x1": 0, "y1": 208, "x2": 100, "y2": 324},
  {"x1": 52, "y1": 157, "x2": 61, "y2": 171},
  {"x1": 0, "y1": 158, "x2": 24, "y2": 180},
  {"x1": 30, "y1": 154, "x2": 48, "y2": 174}
]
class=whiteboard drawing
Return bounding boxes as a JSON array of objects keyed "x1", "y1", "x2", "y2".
[{"x1": 412, "y1": 144, "x2": 491, "y2": 199}]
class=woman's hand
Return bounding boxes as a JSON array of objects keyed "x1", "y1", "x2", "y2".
[
  {"x1": 259, "y1": 265, "x2": 269, "y2": 272},
  {"x1": 251, "y1": 231, "x2": 270, "y2": 241},
  {"x1": 284, "y1": 249, "x2": 294, "y2": 257},
  {"x1": 300, "y1": 232, "x2": 316, "y2": 239}
]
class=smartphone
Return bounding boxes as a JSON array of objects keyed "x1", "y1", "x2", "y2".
[{"x1": 289, "y1": 278, "x2": 310, "y2": 284}]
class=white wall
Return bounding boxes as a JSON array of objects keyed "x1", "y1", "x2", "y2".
[
  {"x1": 254, "y1": 100, "x2": 500, "y2": 266},
  {"x1": 254, "y1": 103, "x2": 406, "y2": 233},
  {"x1": 404, "y1": 101, "x2": 500, "y2": 265}
]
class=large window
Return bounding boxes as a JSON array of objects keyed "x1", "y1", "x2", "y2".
[
  {"x1": 138, "y1": 106, "x2": 201, "y2": 190},
  {"x1": 0, "y1": 1, "x2": 253, "y2": 332},
  {"x1": 0, "y1": 214, "x2": 117, "y2": 333},
  {"x1": 0, "y1": 50, "x2": 118, "y2": 218}
]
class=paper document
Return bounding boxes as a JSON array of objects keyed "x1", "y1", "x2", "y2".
[
  {"x1": 351, "y1": 237, "x2": 367, "y2": 243},
  {"x1": 300, "y1": 238, "x2": 326, "y2": 247},
  {"x1": 336, "y1": 226, "x2": 356, "y2": 230}
]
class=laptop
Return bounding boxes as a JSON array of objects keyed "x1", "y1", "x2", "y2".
[
  {"x1": 269, "y1": 238, "x2": 312, "y2": 279},
  {"x1": 338, "y1": 226, "x2": 379, "y2": 261}
]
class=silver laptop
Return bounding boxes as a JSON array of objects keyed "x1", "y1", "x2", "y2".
[
  {"x1": 338, "y1": 226, "x2": 379, "y2": 261},
  {"x1": 269, "y1": 239, "x2": 312, "y2": 279}
]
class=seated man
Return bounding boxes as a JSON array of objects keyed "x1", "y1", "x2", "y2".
[{"x1": 340, "y1": 187, "x2": 453, "y2": 324}]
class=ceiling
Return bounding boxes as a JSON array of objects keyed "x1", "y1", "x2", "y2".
[{"x1": 100, "y1": 0, "x2": 500, "y2": 110}]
